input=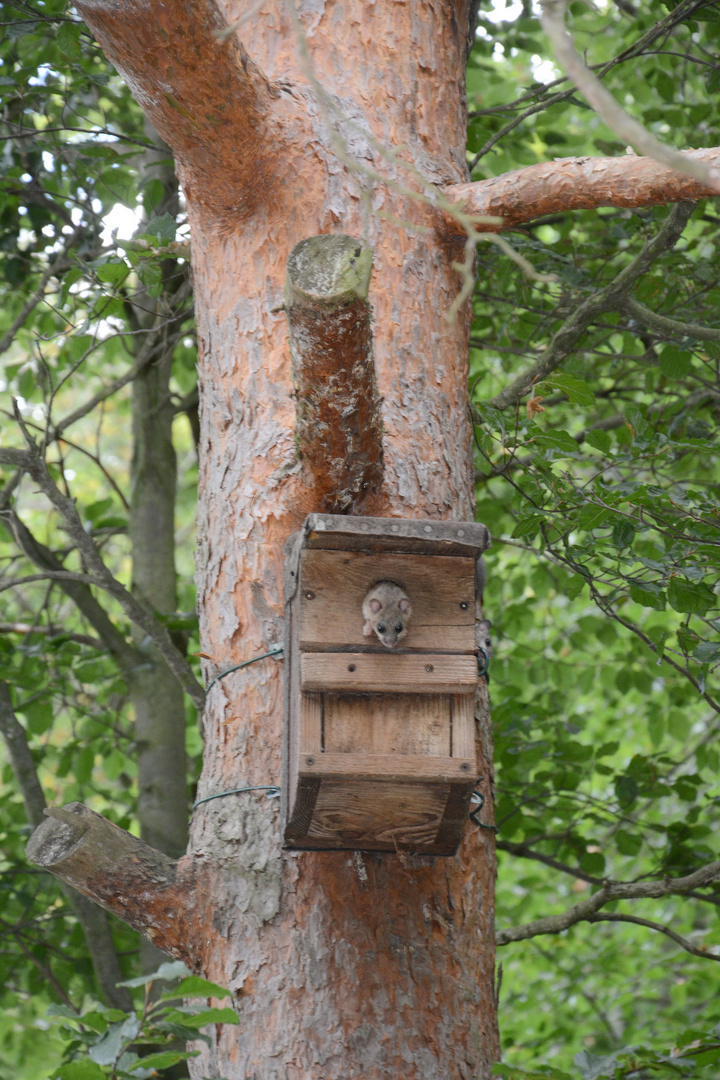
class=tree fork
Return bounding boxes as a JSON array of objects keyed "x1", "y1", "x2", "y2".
[{"x1": 285, "y1": 235, "x2": 382, "y2": 511}]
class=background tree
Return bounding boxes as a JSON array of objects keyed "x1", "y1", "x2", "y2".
[{"x1": 1, "y1": 1, "x2": 719, "y2": 1078}]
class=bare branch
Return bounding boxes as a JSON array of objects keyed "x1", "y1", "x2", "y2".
[
  {"x1": 621, "y1": 296, "x2": 720, "y2": 343},
  {"x1": 0, "y1": 684, "x2": 133, "y2": 1009},
  {"x1": 442, "y1": 148, "x2": 720, "y2": 236},
  {"x1": 486, "y1": 201, "x2": 695, "y2": 411},
  {"x1": 539, "y1": 0, "x2": 720, "y2": 193},
  {"x1": 26, "y1": 802, "x2": 201, "y2": 966},
  {"x1": 1, "y1": 447, "x2": 205, "y2": 711},
  {"x1": 589, "y1": 912, "x2": 720, "y2": 962},
  {"x1": 497, "y1": 860, "x2": 720, "y2": 946}
]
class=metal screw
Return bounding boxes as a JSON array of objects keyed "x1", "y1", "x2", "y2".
[
  {"x1": 460, "y1": 601, "x2": 469, "y2": 610},
  {"x1": 348, "y1": 664, "x2": 356, "y2": 672},
  {"x1": 460, "y1": 763, "x2": 470, "y2": 771},
  {"x1": 305, "y1": 591, "x2": 315, "y2": 600},
  {"x1": 305, "y1": 757, "x2": 314, "y2": 766},
  {"x1": 425, "y1": 664, "x2": 434, "y2": 672}
]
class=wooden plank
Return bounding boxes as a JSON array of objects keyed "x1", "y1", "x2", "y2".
[
  {"x1": 451, "y1": 694, "x2": 476, "y2": 761},
  {"x1": 284, "y1": 777, "x2": 321, "y2": 842},
  {"x1": 434, "y1": 784, "x2": 474, "y2": 852},
  {"x1": 299, "y1": 693, "x2": 323, "y2": 755},
  {"x1": 323, "y1": 693, "x2": 451, "y2": 757},
  {"x1": 299, "y1": 549, "x2": 476, "y2": 652},
  {"x1": 306, "y1": 779, "x2": 448, "y2": 849},
  {"x1": 297, "y1": 752, "x2": 475, "y2": 782},
  {"x1": 301, "y1": 652, "x2": 477, "y2": 694},
  {"x1": 302, "y1": 513, "x2": 491, "y2": 558}
]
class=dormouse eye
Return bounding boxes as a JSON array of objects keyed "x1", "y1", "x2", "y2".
[
  {"x1": 377, "y1": 623, "x2": 386, "y2": 633},
  {"x1": 394, "y1": 624, "x2": 403, "y2": 633}
]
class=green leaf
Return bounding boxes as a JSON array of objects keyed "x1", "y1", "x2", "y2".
[
  {"x1": 129, "y1": 1050, "x2": 197, "y2": 1071},
  {"x1": 629, "y1": 584, "x2": 665, "y2": 611},
  {"x1": 530, "y1": 430, "x2": 579, "y2": 455},
  {"x1": 56, "y1": 1063, "x2": 106, "y2": 1080},
  {"x1": 616, "y1": 830, "x2": 643, "y2": 856},
  {"x1": 612, "y1": 520, "x2": 635, "y2": 550},
  {"x1": 659, "y1": 346, "x2": 692, "y2": 379},
  {"x1": 168, "y1": 976, "x2": 232, "y2": 999},
  {"x1": 693, "y1": 642, "x2": 720, "y2": 663},
  {"x1": 56, "y1": 22, "x2": 83, "y2": 60},
  {"x1": 540, "y1": 374, "x2": 595, "y2": 406},
  {"x1": 667, "y1": 579, "x2": 716, "y2": 615},
  {"x1": 615, "y1": 775, "x2": 638, "y2": 807},
  {"x1": 584, "y1": 429, "x2": 611, "y2": 453}
]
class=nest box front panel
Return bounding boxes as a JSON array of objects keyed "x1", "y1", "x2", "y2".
[
  {"x1": 283, "y1": 515, "x2": 488, "y2": 855},
  {"x1": 299, "y1": 549, "x2": 476, "y2": 653}
]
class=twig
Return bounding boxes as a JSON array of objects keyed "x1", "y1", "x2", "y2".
[
  {"x1": 486, "y1": 201, "x2": 695, "y2": 410},
  {"x1": 588, "y1": 911, "x2": 720, "y2": 962},
  {"x1": 497, "y1": 859, "x2": 720, "y2": 945},
  {"x1": 0, "y1": 444, "x2": 205, "y2": 712}
]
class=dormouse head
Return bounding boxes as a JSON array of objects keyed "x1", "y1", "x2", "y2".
[
  {"x1": 363, "y1": 581, "x2": 412, "y2": 648},
  {"x1": 369, "y1": 595, "x2": 410, "y2": 648}
]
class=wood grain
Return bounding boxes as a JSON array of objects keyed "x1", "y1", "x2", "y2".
[
  {"x1": 299, "y1": 549, "x2": 476, "y2": 652},
  {"x1": 298, "y1": 752, "x2": 475, "y2": 782},
  {"x1": 301, "y1": 652, "x2": 477, "y2": 694},
  {"x1": 323, "y1": 692, "x2": 451, "y2": 756},
  {"x1": 307, "y1": 779, "x2": 448, "y2": 847},
  {"x1": 451, "y1": 694, "x2": 476, "y2": 760}
]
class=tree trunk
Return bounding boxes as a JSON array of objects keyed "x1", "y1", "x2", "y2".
[{"x1": 69, "y1": 2, "x2": 500, "y2": 1074}]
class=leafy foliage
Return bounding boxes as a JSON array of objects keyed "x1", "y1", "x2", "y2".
[
  {"x1": 50, "y1": 963, "x2": 237, "y2": 1080},
  {"x1": 470, "y1": 0, "x2": 720, "y2": 1073}
]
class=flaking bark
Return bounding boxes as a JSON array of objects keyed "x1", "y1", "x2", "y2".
[{"x1": 285, "y1": 236, "x2": 382, "y2": 511}]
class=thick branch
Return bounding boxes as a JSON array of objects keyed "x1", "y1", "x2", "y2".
[
  {"x1": 486, "y1": 201, "x2": 695, "y2": 411},
  {"x1": 441, "y1": 148, "x2": 720, "y2": 235},
  {"x1": 73, "y1": 0, "x2": 283, "y2": 217},
  {"x1": 0, "y1": 687, "x2": 132, "y2": 1009},
  {"x1": 496, "y1": 858, "x2": 720, "y2": 946},
  {"x1": 26, "y1": 803, "x2": 201, "y2": 968},
  {"x1": 285, "y1": 235, "x2": 383, "y2": 512}
]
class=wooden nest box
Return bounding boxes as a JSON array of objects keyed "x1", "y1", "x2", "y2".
[{"x1": 283, "y1": 514, "x2": 491, "y2": 855}]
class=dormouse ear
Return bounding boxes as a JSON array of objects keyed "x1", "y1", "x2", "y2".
[
  {"x1": 370, "y1": 598, "x2": 382, "y2": 614},
  {"x1": 399, "y1": 598, "x2": 411, "y2": 612},
  {"x1": 478, "y1": 618, "x2": 492, "y2": 631}
]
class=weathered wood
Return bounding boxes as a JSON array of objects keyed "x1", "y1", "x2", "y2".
[
  {"x1": 300, "y1": 692, "x2": 323, "y2": 754},
  {"x1": 451, "y1": 694, "x2": 476, "y2": 759},
  {"x1": 308, "y1": 780, "x2": 451, "y2": 849},
  {"x1": 323, "y1": 693, "x2": 451, "y2": 757},
  {"x1": 285, "y1": 236, "x2": 383, "y2": 512},
  {"x1": 302, "y1": 513, "x2": 492, "y2": 557},
  {"x1": 25, "y1": 802, "x2": 200, "y2": 967},
  {"x1": 298, "y1": 753, "x2": 475, "y2": 782},
  {"x1": 299, "y1": 549, "x2": 476, "y2": 652},
  {"x1": 301, "y1": 652, "x2": 477, "y2": 694}
]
